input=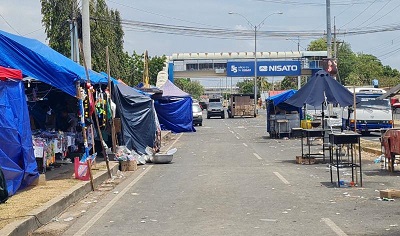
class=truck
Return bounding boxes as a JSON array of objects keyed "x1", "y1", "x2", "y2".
[
  {"x1": 227, "y1": 94, "x2": 256, "y2": 118},
  {"x1": 342, "y1": 87, "x2": 393, "y2": 134}
]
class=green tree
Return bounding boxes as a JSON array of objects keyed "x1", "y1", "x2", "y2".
[
  {"x1": 41, "y1": 0, "x2": 128, "y2": 79},
  {"x1": 120, "y1": 51, "x2": 166, "y2": 87},
  {"x1": 336, "y1": 42, "x2": 356, "y2": 85},
  {"x1": 237, "y1": 79, "x2": 254, "y2": 94},
  {"x1": 174, "y1": 78, "x2": 204, "y2": 99},
  {"x1": 41, "y1": 0, "x2": 75, "y2": 57},
  {"x1": 307, "y1": 38, "x2": 327, "y2": 51},
  {"x1": 149, "y1": 55, "x2": 168, "y2": 85},
  {"x1": 383, "y1": 65, "x2": 400, "y2": 77},
  {"x1": 280, "y1": 76, "x2": 298, "y2": 90}
]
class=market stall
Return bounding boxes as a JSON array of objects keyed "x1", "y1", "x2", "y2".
[
  {"x1": 112, "y1": 82, "x2": 158, "y2": 154},
  {"x1": 285, "y1": 70, "x2": 361, "y2": 171},
  {"x1": 154, "y1": 80, "x2": 195, "y2": 133},
  {"x1": 0, "y1": 30, "x2": 112, "y2": 172},
  {"x1": 266, "y1": 89, "x2": 301, "y2": 138},
  {"x1": 0, "y1": 66, "x2": 39, "y2": 196}
]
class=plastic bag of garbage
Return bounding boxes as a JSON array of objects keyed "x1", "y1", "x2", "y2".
[{"x1": 137, "y1": 154, "x2": 146, "y2": 165}]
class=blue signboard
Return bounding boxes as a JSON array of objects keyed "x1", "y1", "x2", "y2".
[{"x1": 227, "y1": 61, "x2": 301, "y2": 77}]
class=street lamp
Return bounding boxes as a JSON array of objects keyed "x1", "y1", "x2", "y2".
[{"x1": 229, "y1": 11, "x2": 283, "y2": 116}]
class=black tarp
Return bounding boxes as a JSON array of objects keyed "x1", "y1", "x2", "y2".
[
  {"x1": 285, "y1": 70, "x2": 358, "y2": 107},
  {"x1": 112, "y1": 83, "x2": 156, "y2": 154}
]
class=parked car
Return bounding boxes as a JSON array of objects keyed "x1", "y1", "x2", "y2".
[
  {"x1": 192, "y1": 103, "x2": 203, "y2": 126},
  {"x1": 207, "y1": 102, "x2": 225, "y2": 119}
]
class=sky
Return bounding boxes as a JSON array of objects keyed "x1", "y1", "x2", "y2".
[{"x1": 1, "y1": 0, "x2": 400, "y2": 87}]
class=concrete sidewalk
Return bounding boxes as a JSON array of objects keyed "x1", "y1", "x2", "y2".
[{"x1": 0, "y1": 131, "x2": 172, "y2": 236}]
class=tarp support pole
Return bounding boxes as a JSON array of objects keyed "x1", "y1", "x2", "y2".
[
  {"x1": 106, "y1": 46, "x2": 117, "y2": 153},
  {"x1": 80, "y1": 41, "x2": 111, "y2": 178}
]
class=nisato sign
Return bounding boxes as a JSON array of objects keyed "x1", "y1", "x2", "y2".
[{"x1": 227, "y1": 61, "x2": 301, "y2": 77}]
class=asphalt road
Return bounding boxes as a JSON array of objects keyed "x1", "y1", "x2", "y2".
[{"x1": 57, "y1": 110, "x2": 400, "y2": 236}]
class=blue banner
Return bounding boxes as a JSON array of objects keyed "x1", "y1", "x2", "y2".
[{"x1": 227, "y1": 61, "x2": 301, "y2": 77}]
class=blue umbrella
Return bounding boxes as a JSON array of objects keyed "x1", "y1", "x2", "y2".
[{"x1": 285, "y1": 70, "x2": 359, "y2": 108}]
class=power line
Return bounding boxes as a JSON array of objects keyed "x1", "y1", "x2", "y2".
[
  {"x1": 377, "y1": 47, "x2": 400, "y2": 59},
  {"x1": 253, "y1": 0, "x2": 390, "y2": 6},
  {"x1": 105, "y1": 0, "x2": 221, "y2": 28},
  {"x1": 93, "y1": 17, "x2": 400, "y2": 40},
  {"x1": 0, "y1": 12, "x2": 21, "y2": 35},
  {"x1": 340, "y1": 0, "x2": 378, "y2": 28},
  {"x1": 352, "y1": 0, "x2": 392, "y2": 29},
  {"x1": 361, "y1": 2, "x2": 400, "y2": 28}
]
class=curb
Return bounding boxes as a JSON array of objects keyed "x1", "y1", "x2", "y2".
[
  {"x1": 0, "y1": 162, "x2": 119, "y2": 236},
  {"x1": 361, "y1": 146, "x2": 382, "y2": 156}
]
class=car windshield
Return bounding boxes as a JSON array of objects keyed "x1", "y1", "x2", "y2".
[
  {"x1": 357, "y1": 98, "x2": 390, "y2": 109},
  {"x1": 192, "y1": 104, "x2": 202, "y2": 112},
  {"x1": 209, "y1": 102, "x2": 222, "y2": 108}
]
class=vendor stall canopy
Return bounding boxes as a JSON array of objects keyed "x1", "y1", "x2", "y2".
[
  {"x1": 0, "y1": 30, "x2": 110, "y2": 96},
  {"x1": 0, "y1": 67, "x2": 38, "y2": 196},
  {"x1": 285, "y1": 70, "x2": 359, "y2": 108},
  {"x1": 154, "y1": 80, "x2": 195, "y2": 133}
]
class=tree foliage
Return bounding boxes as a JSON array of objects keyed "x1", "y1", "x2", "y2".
[
  {"x1": 237, "y1": 79, "x2": 255, "y2": 95},
  {"x1": 41, "y1": 0, "x2": 75, "y2": 57},
  {"x1": 174, "y1": 78, "x2": 204, "y2": 99},
  {"x1": 40, "y1": 0, "x2": 166, "y2": 85},
  {"x1": 307, "y1": 37, "x2": 400, "y2": 87}
]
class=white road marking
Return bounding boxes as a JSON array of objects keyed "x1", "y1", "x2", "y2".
[
  {"x1": 73, "y1": 166, "x2": 153, "y2": 236},
  {"x1": 253, "y1": 153, "x2": 262, "y2": 160},
  {"x1": 273, "y1": 172, "x2": 290, "y2": 185},
  {"x1": 236, "y1": 136, "x2": 240, "y2": 139},
  {"x1": 243, "y1": 143, "x2": 248, "y2": 147},
  {"x1": 322, "y1": 218, "x2": 348, "y2": 236}
]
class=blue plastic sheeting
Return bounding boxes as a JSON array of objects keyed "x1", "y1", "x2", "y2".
[
  {"x1": 154, "y1": 97, "x2": 195, "y2": 133},
  {"x1": 266, "y1": 90, "x2": 302, "y2": 133},
  {"x1": 0, "y1": 81, "x2": 38, "y2": 195},
  {"x1": 0, "y1": 30, "x2": 108, "y2": 96},
  {"x1": 112, "y1": 83, "x2": 157, "y2": 154},
  {"x1": 154, "y1": 80, "x2": 194, "y2": 133},
  {"x1": 267, "y1": 89, "x2": 297, "y2": 107},
  {"x1": 285, "y1": 70, "x2": 358, "y2": 107}
]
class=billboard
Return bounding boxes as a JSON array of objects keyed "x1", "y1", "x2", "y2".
[
  {"x1": 321, "y1": 58, "x2": 337, "y2": 76},
  {"x1": 227, "y1": 61, "x2": 301, "y2": 77}
]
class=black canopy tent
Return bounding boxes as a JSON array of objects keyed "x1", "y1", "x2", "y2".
[{"x1": 285, "y1": 70, "x2": 359, "y2": 129}]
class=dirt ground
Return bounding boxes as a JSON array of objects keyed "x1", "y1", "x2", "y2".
[{"x1": 0, "y1": 162, "x2": 110, "y2": 229}]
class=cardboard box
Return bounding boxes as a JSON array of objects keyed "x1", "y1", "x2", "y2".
[
  {"x1": 120, "y1": 160, "x2": 138, "y2": 171},
  {"x1": 380, "y1": 189, "x2": 400, "y2": 199},
  {"x1": 296, "y1": 156, "x2": 316, "y2": 165}
]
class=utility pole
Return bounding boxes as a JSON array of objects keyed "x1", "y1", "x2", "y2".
[
  {"x1": 333, "y1": 17, "x2": 337, "y2": 59},
  {"x1": 82, "y1": 0, "x2": 92, "y2": 69},
  {"x1": 326, "y1": 0, "x2": 332, "y2": 58},
  {"x1": 70, "y1": 0, "x2": 79, "y2": 63}
]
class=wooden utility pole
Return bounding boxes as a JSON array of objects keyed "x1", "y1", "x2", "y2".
[{"x1": 106, "y1": 46, "x2": 117, "y2": 153}]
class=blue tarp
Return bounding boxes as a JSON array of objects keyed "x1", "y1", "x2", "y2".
[
  {"x1": 266, "y1": 90, "x2": 302, "y2": 133},
  {"x1": 285, "y1": 70, "x2": 358, "y2": 107},
  {"x1": 154, "y1": 80, "x2": 194, "y2": 133},
  {"x1": 267, "y1": 89, "x2": 298, "y2": 108},
  {"x1": 112, "y1": 82, "x2": 157, "y2": 154},
  {"x1": 0, "y1": 30, "x2": 109, "y2": 96},
  {"x1": 0, "y1": 80, "x2": 38, "y2": 195}
]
